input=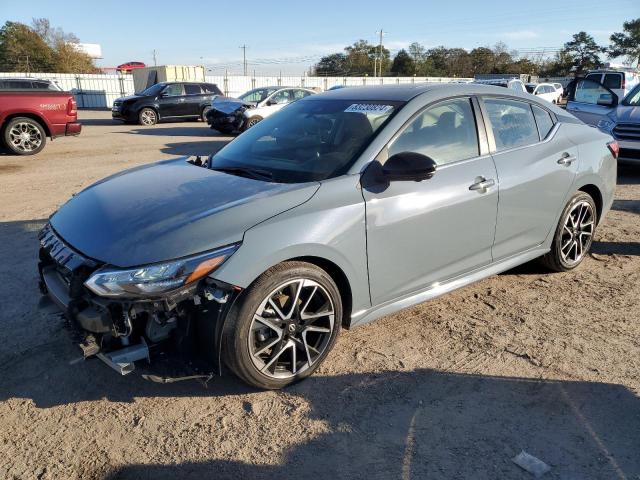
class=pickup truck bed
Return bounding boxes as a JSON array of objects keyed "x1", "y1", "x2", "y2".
[{"x1": 0, "y1": 90, "x2": 81, "y2": 155}]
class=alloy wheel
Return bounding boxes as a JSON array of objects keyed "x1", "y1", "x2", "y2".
[
  {"x1": 140, "y1": 109, "x2": 157, "y2": 125},
  {"x1": 8, "y1": 122, "x2": 42, "y2": 153},
  {"x1": 248, "y1": 278, "x2": 335, "y2": 379},
  {"x1": 560, "y1": 200, "x2": 594, "y2": 265}
]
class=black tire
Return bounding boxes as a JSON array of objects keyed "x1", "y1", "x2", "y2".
[
  {"x1": 201, "y1": 106, "x2": 211, "y2": 122},
  {"x1": 138, "y1": 107, "x2": 158, "y2": 126},
  {"x1": 2, "y1": 117, "x2": 47, "y2": 155},
  {"x1": 243, "y1": 116, "x2": 263, "y2": 131},
  {"x1": 540, "y1": 191, "x2": 597, "y2": 272},
  {"x1": 223, "y1": 261, "x2": 342, "y2": 389}
]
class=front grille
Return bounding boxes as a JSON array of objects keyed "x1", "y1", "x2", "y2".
[
  {"x1": 39, "y1": 224, "x2": 99, "y2": 299},
  {"x1": 612, "y1": 123, "x2": 640, "y2": 141},
  {"x1": 619, "y1": 148, "x2": 640, "y2": 160}
]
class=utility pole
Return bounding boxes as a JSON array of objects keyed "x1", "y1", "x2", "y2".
[
  {"x1": 240, "y1": 45, "x2": 248, "y2": 76},
  {"x1": 152, "y1": 49, "x2": 157, "y2": 66},
  {"x1": 376, "y1": 29, "x2": 386, "y2": 77}
]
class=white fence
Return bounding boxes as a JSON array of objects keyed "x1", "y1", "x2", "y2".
[{"x1": 1, "y1": 72, "x2": 472, "y2": 108}]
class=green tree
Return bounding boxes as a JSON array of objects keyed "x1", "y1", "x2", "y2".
[
  {"x1": 32, "y1": 18, "x2": 97, "y2": 73},
  {"x1": 562, "y1": 31, "x2": 604, "y2": 75},
  {"x1": 314, "y1": 53, "x2": 348, "y2": 76},
  {"x1": 469, "y1": 47, "x2": 495, "y2": 74},
  {"x1": 609, "y1": 18, "x2": 640, "y2": 65},
  {"x1": 408, "y1": 42, "x2": 426, "y2": 73},
  {"x1": 390, "y1": 49, "x2": 414, "y2": 76},
  {"x1": 0, "y1": 21, "x2": 53, "y2": 72}
]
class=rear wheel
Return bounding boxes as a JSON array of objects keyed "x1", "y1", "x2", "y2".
[
  {"x1": 201, "y1": 106, "x2": 211, "y2": 122},
  {"x1": 223, "y1": 261, "x2": 342, "y2": 389},
  {"x1": 540, "y1": 191, "x2": 596, "y2": 271},
  {"x1": 3, "y1": 117, "x2": 46, "y2": 155},
  {"x1": 138, "y1": 107, "x2": 158, "y2": 126}
]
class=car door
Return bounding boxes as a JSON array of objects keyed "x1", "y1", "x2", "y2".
[
  {"x1": 481, "y1": 97, "x2": 579, "y2": 260},
  {"x1": 363, "y1": 97, "x2": 499, "y2": 305},
  {"x1": 566, "y1": 79, "x2": 618, "y2": 125},
  {"x1": 183, "y1": 83, "x2": 205, "y2": 116},
  {"x1": 158, "y1": 83, "x2": 186, "y2": 117}
]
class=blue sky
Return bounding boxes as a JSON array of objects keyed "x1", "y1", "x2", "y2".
[{"x1": 2, "y1": 0, "x2": 637, "y2": 73}]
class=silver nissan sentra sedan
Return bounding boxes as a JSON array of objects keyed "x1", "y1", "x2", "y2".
[{"x1": 39, "y1": 83, "x2": 617, "y2": 389}]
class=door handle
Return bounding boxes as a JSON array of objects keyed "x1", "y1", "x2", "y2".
[
  {"x1": 557, "y1": 153, "x2": 576, "y2": 166},
  {"x1": 469, "y1": 177, "x2": 495, "y2": 192}
]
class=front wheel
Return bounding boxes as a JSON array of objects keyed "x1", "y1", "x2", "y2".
[
  {"x1": 138, "y1": 107, "x2": 158, "y2": 126},
  {"x1": 540, "y1": 191, "x2": 596, "y2": 271},
  {"x1": 223, "y1": 261, "x2": 342, "y2": 389},
  {"x1": 243, "y1": 116, "x2": 263, "y2": 130}
]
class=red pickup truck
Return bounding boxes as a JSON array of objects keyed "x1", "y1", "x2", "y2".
[{"x1": 0, "y1": 90, "x2": 81, "y2": 155}]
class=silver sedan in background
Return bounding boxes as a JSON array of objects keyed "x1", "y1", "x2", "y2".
[{"x1": 40, "y1": 83, "x2": 617, "y2": 389}]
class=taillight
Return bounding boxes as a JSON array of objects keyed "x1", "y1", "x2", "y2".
[
  {"x1": 607, "y1": 140, "x2": 619, "y2": 159},
  {"x1": 67, "y1": 97, "x2": 77, "y2": 116},
  {"x1": 621, "y1": 77, "x2": 625, "y2": 90}
]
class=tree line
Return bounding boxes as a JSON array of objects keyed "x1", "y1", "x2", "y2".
[
  {"x1": 313, "y1": 19, "x2": 640, "y2": 78},
  {"x1": 0, "y1": 18, "x2": 98, "y2": 74}
]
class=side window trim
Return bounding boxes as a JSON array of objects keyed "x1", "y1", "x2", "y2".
[{"x1": 385, "y1": 95, "x2": 483, "y2": 167}]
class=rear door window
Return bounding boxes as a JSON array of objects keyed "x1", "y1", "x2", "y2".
[
  {"x1": 585, "y1": 73, "x2": 602, "y2": 83},
  {"x1": 184, "y1": 84, "x2": 202, "y2": 95},
  {"x1": 531, "y1": 105, "x2": 555, "y2": 140},
  {"x1": 603, "y1": 74, "x2": 622, "y2": 90},
  {"x1": 483, "y1": 98, "x2": 540, "y2": 151}
]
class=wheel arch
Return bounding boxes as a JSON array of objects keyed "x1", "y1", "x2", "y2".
[
  {"x1": 289, "y1": 255, "x2": 353, "y2": 329},
  {"x1": 577, "y1": 183, "x2": 603, "y2": 223},
  {"x1": 2, "y1": 113, "x2": 51, "y2": 137}
]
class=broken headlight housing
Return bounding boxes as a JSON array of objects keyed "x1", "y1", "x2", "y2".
[{"x1": 84, "y1": 244, "x2": 239, "y2": 298}]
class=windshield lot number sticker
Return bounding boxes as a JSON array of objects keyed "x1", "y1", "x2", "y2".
[{"x1": 345, "y1": 104, "x2": 393, "y2": 114}]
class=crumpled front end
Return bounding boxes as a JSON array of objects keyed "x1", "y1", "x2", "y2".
[
  {"x1": 38, "y1": 223, "x2": 240, "y2": 375},
  {"x1": 206, "y1": 97, "x2": 255, "y2": 132}
]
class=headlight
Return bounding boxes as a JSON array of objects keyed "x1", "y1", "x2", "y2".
[
  {"x1": 597, "y1": 119, "x2": 615, "y2": 132},
  {"x1": 84, "y1": 244, "x2": 239, "y2": 298}
]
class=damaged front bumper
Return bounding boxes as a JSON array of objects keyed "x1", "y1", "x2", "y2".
[{"x1": 38, "y1": 223, "x2": 240, "y2": 376}]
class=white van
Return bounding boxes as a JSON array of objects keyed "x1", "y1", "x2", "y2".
[{"x1": 585, "y1": 69, "x2": 639, "y2": 99}]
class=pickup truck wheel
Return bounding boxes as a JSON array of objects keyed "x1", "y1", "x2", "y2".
[
  {"x1": 138, "y1": 108, "x2": 158, "y2": 126},
  {"x1": 3, "y1": 117, "x2": 46, "y2": 155},
  {"x1": 201, "y1": 106, "x2": 211, "y2": 122}
]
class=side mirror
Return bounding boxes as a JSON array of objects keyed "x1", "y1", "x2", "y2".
[
  {"x1": 266, "y1": 99, "x2": 279, "y2": 106},
  {"x1": 160, "y1": 92, "x2": 170, "y2": 98},
  {"x1": 382, "y1": 152, "x2": 437, "y2": 182}
]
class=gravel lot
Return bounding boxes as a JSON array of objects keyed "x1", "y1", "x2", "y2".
[{"x1": 1, "y1": 111, "x2": 639, "y2": 480}]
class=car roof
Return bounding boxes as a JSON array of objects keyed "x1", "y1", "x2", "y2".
[
  {"x1": 0, "y1": 77, "x2": 52, "y2": 82},
  {"x1": 314, "y1": 82, "x2": 532, "y2": 102}
]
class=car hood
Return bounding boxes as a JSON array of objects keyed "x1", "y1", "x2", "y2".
[
  {"x1": 116, "y1": 94, "x2": 143, "y2": 103},
  {"x1": 50, "y1": 158, "x2": 319, "y2": 267},
  {"x1": 212, "y1": 96, "x2": 256, "y2": 114},
  {"x1": 611, "y1": 105, "x2": 640, "y2": 123}
]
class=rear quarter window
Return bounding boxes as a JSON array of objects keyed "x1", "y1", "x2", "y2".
[{"x1": 532, "y1": 105, "x2": 555, "y2": 139}]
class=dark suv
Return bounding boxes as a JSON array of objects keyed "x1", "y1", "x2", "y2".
[{"x1": 112, "y1": 82, "x2": 223, "y2": 125}]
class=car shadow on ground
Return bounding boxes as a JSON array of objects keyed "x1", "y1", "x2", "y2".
[
  {"x1": 93, "y1": 370, "x2": 638, "y2": 480},
  {"x1": 125, "y1": 125, "x2": 227, "y2": 137},
  {"x1": 79, "y1": 118, "x2": 122, "y2": 126},
  {"x1": 1, "y1": 220, "x2": 639, "y2": 478},
  {"x1": 159, "y1": 141, "x2": 229, "y2": 157}
]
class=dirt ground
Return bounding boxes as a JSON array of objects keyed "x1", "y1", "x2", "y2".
[{"x1": 1, "y1": 111, "x2": 639, "y2": 480}]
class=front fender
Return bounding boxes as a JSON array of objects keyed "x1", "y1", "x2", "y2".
[{"x1": 212, "y1": 175, "x2": 371, "y2": 316}]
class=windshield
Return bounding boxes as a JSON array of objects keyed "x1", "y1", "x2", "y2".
[
  {"x1": 622, "y1": 84, "x2": 640, "y2": 106},
  {"x1": 239, "y1": 88, "x2": 278, "y2": 103},
  {"x1": 139, "y1": 83, "x2": 165, "y2": 96},
  {"x1": 211, "y1": 98, "x2": 402, "y2": 183}
]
